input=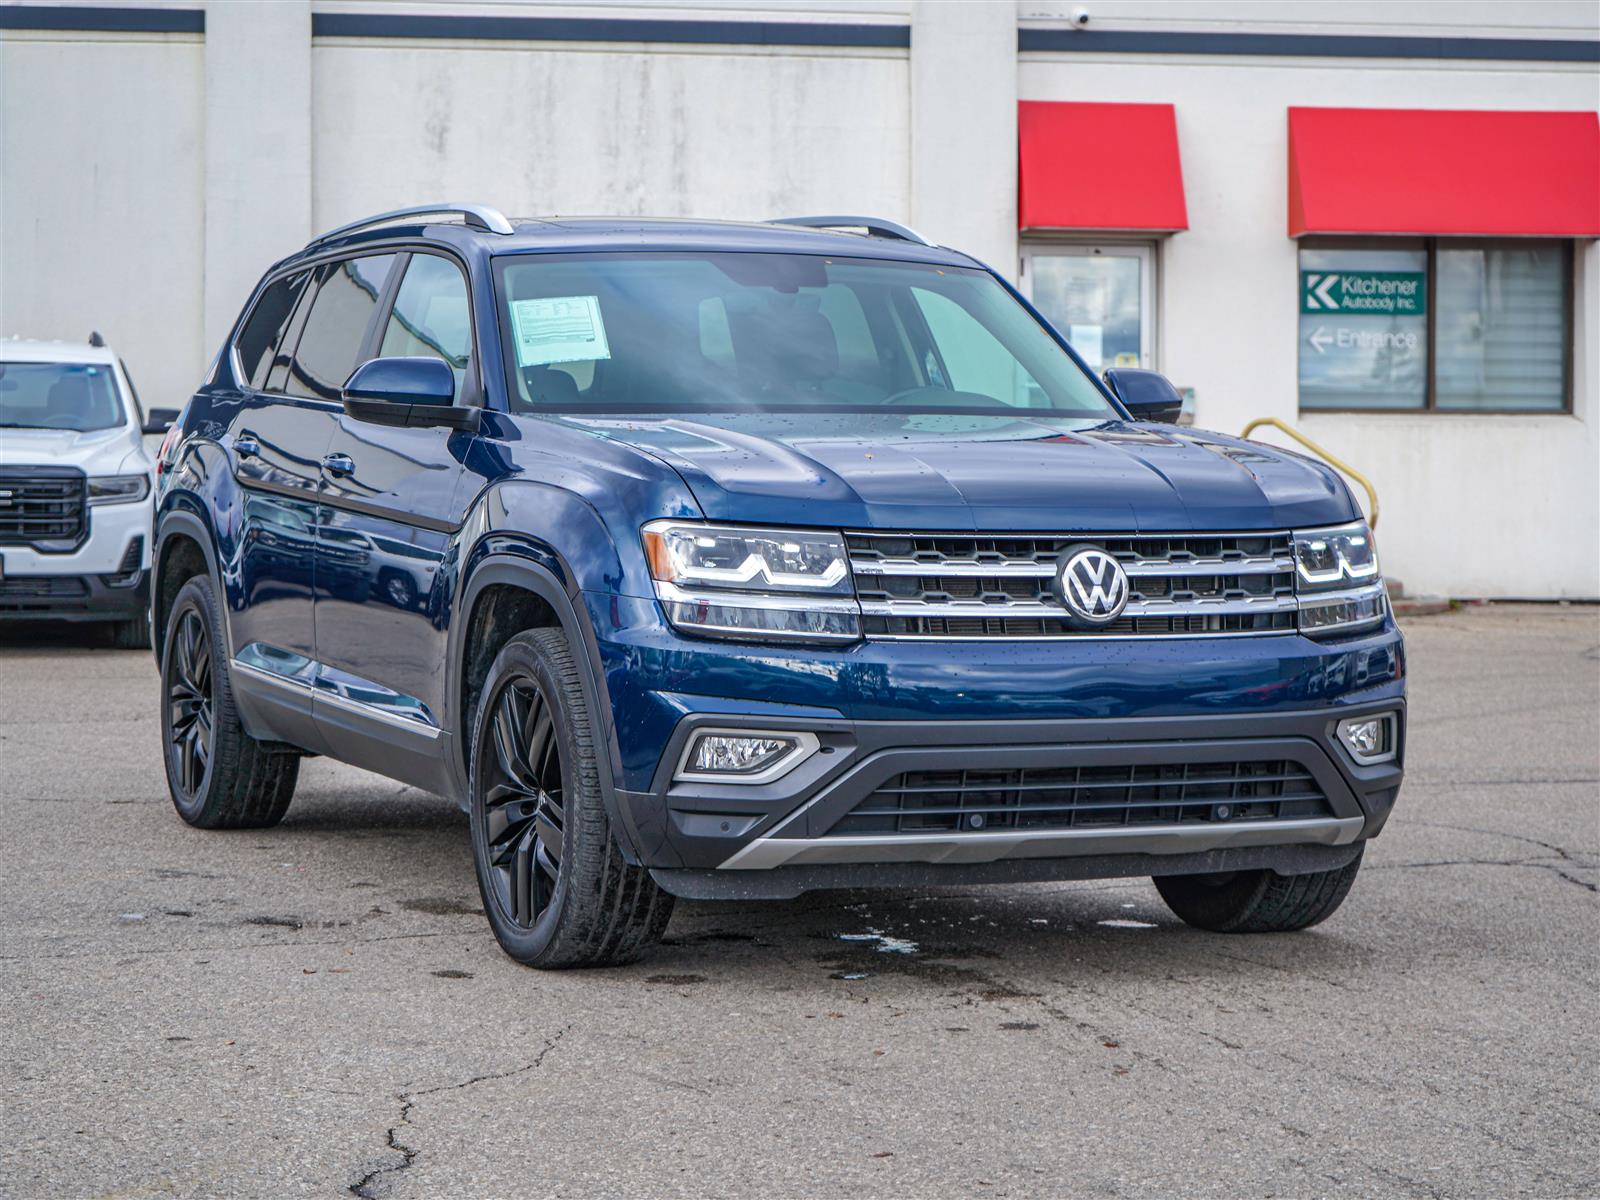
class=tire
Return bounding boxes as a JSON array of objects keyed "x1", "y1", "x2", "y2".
[
  {"x1": 108, "y1": 611, "x2": 152, "y2": 650},
  {"x1": 160, "y1": 575, "x2": 299, "y2": 829},
  {"x1": 468, "y1": 628, "x2": 673, "y2": 968},
  {"x1": 1153, "y1": 847, "x2": 1364, "y2": 933}
]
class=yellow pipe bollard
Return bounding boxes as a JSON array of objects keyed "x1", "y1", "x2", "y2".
[{"x1": 1240, "y1": 417, "x2": 1380, "y2": 530}]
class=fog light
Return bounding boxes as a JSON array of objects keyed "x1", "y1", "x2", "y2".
[
  {"x1": 1336, "y1": 713, "x2": 1397, "y2": 765},
  {"x1": 675, "y1": 729, "x2": 820, "y2": 784}
]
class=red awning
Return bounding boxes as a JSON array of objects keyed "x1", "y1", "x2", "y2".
[
  {"x1": 1019, "y1": 101, "x2": 1188, "y2": 232},
  {"x1": 1288, "y1": 107, "x2": 1600, "y2": 238}
]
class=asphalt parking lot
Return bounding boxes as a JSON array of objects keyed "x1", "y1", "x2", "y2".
[{"x1": 2, "y1": 605, "x2": 1596, "y2": 1199}]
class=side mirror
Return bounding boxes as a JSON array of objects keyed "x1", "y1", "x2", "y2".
[
  {"x1": 342, "y1": 357, "x2": 477, "y2": 431},
  {"x1": 1102, "y1": 368, "x2": 1184, "y2": 424},
  {"x1": 142, "y1": 407, "x2": 180, "y2": 436}
]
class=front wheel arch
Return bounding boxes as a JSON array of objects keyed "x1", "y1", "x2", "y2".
[{"x1": 450, "y1": 553, "x2": 644, "y2": 864}]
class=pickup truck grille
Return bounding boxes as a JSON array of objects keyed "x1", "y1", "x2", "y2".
[
  {"x1": 848, "y1": 531, "x2": 1297, "y2": 639},
  {"x1": 0, "y1": 468, "x2": 87, "y2": 545},
  {"x1": 827, "y1": 760, "x2": 1332, "y2": 837}
]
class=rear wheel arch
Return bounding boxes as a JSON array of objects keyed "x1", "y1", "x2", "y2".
[
  {"x1": 154, "y1": 510, "x2": 224, "y2": 664},
  {"x1": 450, "y1": 551, "x2": 642, "y2": 862}
]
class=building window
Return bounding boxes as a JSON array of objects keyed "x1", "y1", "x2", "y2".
[
  {"x1": 1022, "y1": 243, "x2": 1155, "y2": 372},
  {"x1": 1298, "y1": 239, "x2": 1572, "y2": 413}
]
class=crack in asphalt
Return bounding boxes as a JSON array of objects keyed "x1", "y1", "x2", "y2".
[
  {"x1": 348, "y1": 1026, "x2": 569, "y2": 1199},
  {"x1": 1393, "y1": 816, "x2": 1593, "y2": 865},
  {"x1": 1373, "y1": 857, "x2": 1598, "y2": 893}
]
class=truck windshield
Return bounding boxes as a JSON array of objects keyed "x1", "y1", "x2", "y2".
[
  {"x1": 494, "y1": 252, "x2": 1116, "y2": 418},
  {"x1": 0, "y1": 362, "x2": 125, "y2": 432}
]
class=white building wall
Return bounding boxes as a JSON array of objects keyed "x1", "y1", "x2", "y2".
[
  {"x1": 311, "y1": 39, "x2": 909, "y2": 230},
  {"x1": 0, "y1": 29, "x2": 205, "y2": 409},
  {"x1": 1019, "y1": 43, "x2": 1599, "y2": 598}
]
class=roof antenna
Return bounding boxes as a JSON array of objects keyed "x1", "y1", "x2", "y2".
[{"x1": 88, "y1": 331, "x2": 106, "y2": 347}]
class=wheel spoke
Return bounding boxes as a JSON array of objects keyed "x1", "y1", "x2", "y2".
[
  {"x1": 535, "y1": 808, "x2": 562, "y2": 864},
  {"x1": 512, "y1": 826, "x2": 535, "y2": 925}
]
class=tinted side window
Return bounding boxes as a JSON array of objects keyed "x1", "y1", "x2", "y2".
[
  {"x1": 379, "y1": 254, "x2": 472, "y2": 400},
  {"x1": 235, "y1": 271, "x2": 310, "y2": 390},
  {"x1": 285, "y1": 255, "x2": 397, "y2": 400}
]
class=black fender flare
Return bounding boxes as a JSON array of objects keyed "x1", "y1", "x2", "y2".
[
  {"x1": 448, "y1": 548, "x2": 646, "y2": 865},
  {"x1": 151, "y1": 504, "x2": 228, "y2": 665}
]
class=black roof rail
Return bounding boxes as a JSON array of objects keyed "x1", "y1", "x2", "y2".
[
  {"x1": 306, "y1": 202, "x2": 514, "y2": 249},
  {"x1": 88, "y1": 331, "x2": 106, "y2": 347},
  {"x1": 769, "y1": 214, "x2": 932, "y2": 246}
]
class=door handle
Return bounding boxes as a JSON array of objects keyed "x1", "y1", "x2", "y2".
[
  {"x1": 234, "y1": 433, "x2": 260, "y2": 459},
  {"x1": 322, "y1": 452, "x2": 356, "y2": 478}
]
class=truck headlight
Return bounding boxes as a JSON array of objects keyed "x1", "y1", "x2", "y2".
[
  {"x1": 642, "y1": 520, "x2": 861, "y2": 642},
  {"x1": 1293, "y1": 520, "x2": 1386, "y2": 637},
  {"x1": 87, "y1": 474, "x2": 151, "y2": 506}
]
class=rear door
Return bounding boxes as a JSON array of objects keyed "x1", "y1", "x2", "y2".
[
  {"x1": 311, "y1": 250, "x2": 478, "y2": 793},
  {"x1": 227, "y1": 253, "x2": 397, "y2": 743}
]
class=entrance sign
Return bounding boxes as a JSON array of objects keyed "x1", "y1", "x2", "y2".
[{"x1": 1301, "y1": 270, "x2": 1426, "y2": 316}]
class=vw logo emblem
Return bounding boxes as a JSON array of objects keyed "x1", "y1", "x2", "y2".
[{"x1": 1055, "y1": 545, "x2": 1130, "y2": 627}]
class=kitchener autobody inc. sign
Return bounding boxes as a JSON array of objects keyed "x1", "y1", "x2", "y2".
[
  {"x1": 1301, "y1": 270, "x2": 1426, "y2": 316},
  {"x1": 1299, "y1": 269, "x2": 1427, "y2": 357},
  {"x1": 1297, "y1": 265, "x2": 1428, "y2": 406}
]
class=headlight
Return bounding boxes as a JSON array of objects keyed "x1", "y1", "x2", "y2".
[
  {"x1": 87, "y1": 474, "x2": 151, "y2": 506},
  {"x1": 1293, "y1": 520, "x2": 1386, "y2": 637},
  {"x1": 642, "y1": 520, "x2": 860, "y2": 642},
  {"x1": 1292, "y1": 520, "x2": 1378, "y2": 591}
]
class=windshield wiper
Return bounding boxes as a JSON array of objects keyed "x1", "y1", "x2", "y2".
[{"x1": 0, "y1": 421, "x2": 60, "y2": 430}]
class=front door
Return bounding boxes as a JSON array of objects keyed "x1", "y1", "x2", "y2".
[
  {"x1": 1022, "y1": 244, "x2": 1155, "y2": 374},
  {"x1": 310, "y1": 251, "x2": 478, "y2": 795}
]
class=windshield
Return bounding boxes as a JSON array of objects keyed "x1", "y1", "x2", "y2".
[
  {"x1": 0, "y1": 362, "x2": 125, "y2": 432},
  {"x1": 494, "y1": 252, "x2": 1115, "y2": 418}
]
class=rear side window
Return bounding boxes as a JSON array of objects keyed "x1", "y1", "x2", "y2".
[
  {"x1": 235, "y1": 271, "x2": 310, "y2": 390},
  {"x1": 379, "y1": 254, "x2": 472, "y2": 400},
  {"x1": 285, "y1": 255, "x2": 397, "y2": 400}
]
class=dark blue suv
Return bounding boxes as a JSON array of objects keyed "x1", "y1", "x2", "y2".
[{"x1": 152, "y1": 205, "x2": 1404, "y2": 967}]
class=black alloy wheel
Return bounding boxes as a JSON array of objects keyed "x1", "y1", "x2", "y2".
[
  {"x1": 481, "y1": 675, "x2": 567, "y2": 929},
  {"x1": 165, "y1": 607, "x2": 215, "y2": 800},
  {"x1": 159, "y1": 574, "x2": 299, "y2": 830},
  {"x1": 467, "y1": 628, "x2": 672, "y2": 968}
]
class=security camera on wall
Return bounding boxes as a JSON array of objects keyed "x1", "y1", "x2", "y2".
[{"x1": 1071, "y1": 7, "x2": 1091, "y2": 27}]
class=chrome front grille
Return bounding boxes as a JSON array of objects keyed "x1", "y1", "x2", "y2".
[
  {"x1": 848, "y1": 531, "x2": 1298, "y2": 639},
  {"x1": 0, "y1": 468, "x2": 87, "y2": 545}
]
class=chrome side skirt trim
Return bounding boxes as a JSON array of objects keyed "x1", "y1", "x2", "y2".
[
  {"x1": 229, "y1": 658, "x2": 442, "y2": 741},
  {"x1": 717, "y1": 816, "x2": 1364, "y2": 870}
]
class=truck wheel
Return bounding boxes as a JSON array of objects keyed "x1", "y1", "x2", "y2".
[
  {"x1": 1153, "y1": 847, "x2": 1364, "y2": 933},
  {"x1": 160, "y1": 576, "x2": 299, "y2": 829},
  {"x1": 468, "y1": 628, "x2": 673, "y2": 968},
  {"x1": 108, "y1": 611, "x2": 152, "y2": 650}
]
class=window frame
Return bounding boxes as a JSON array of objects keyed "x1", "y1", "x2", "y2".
[
  {"x1": 229, "y1": 242, "x2": 482, "y2": 409},
  {"x1": 1297, "y1": 236, "x2": 1575, "y2": 416}
]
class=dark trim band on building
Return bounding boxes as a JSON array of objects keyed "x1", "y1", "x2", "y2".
[
  {"x1": 1020, "y1": 27, "x2": 1600, "y2": 64},
  {"x1": 0, "y1": 4, "x2": 203, "y2": 33},
  {"x1": 311, "y1": 12, "x2": 910, "y2": 49}
]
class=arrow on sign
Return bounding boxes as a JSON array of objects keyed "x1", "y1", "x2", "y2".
[
  {"x1": 1307, "y1": 326, "x2": 1333, "y2": 354},
  {"x1": 1305, "y1": 273, "x2": 1340, "y2": 310}
]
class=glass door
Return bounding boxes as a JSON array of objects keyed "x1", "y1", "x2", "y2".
[{"x1": 1021, "y1": 244, "x2": 1155, "y2": 373}]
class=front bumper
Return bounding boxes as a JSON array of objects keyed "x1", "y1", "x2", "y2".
[
  {"x1": 0, "y1": 497, "x2": 151, "y2": 622},
  {"x1": 0, "y1": 568, "x2": 149, "y2": 622},
  {"x1": 625, "y1": 699, "x2": 1404, "y2": 899}
]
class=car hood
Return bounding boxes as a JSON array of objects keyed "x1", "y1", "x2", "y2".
[
  {"x1": 0, "y1": 424, "x2": 149, "y2": 474},
  {"x1": 562, "y1": 412, "x2": 1358, "y2": 532}
]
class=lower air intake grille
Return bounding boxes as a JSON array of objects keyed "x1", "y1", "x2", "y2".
[{"x1": 827, "y1": 760, "x2": 1332, "y2": 837}]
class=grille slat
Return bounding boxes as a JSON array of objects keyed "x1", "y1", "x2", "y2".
[
  {"x1": 828, "y1": 759, "x2": 1332, "y2": 837},
  {"x1": 848, "y1": 530, "x2": 1297, "y2": 639},
  {"x1": 0, "y1": 469, "x2": 87, "y2": 544}
]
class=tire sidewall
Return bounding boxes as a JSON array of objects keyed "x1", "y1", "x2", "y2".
[
  {"x1": 467, "y1": 635, "x2": 584, "y2": 963},
  {"x1": 160, "y1": 576, "x2": 222, "y2": 823}
]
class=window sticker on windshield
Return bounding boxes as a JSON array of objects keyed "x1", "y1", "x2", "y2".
[{"x1": 510, "y1": 296, "x2": 611, "y2": 367}]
